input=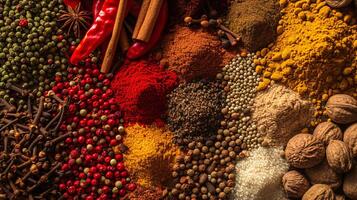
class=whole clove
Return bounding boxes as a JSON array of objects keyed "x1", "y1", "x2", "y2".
[{"x1": 0, "y1": 86, "x2": 68, "y2": 199}]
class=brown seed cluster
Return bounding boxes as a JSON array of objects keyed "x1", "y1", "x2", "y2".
[
  {"x1": 167, "y1": 81, "x2": 223, "y2": 146},
  {"x1": 0, "y1": 86, "x2": 68, "y2": 199},
  {"x1": 166, "y1": 54, "x2": 259, "y2": 199}
]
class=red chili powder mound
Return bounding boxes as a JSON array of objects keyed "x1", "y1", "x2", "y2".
[{"x1": 111, "y1": 61, "x2": 178, "y2": 126}]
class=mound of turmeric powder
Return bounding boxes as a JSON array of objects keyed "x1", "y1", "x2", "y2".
[
  {"x1": 121, "y1": 124, "x2": 178, "y2": 188},
  {"x1": 255, "y1": 0, "x2": 357, "y2": 126}
]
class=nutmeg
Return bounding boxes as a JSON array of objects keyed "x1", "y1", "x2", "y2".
[
  {"x1": 305, "y1": 161, "x2": 341, "y2": 190},
  {"x1": 326, "y1": 140, "x2": 352, "y2": 173},
  {"x1": 302, "y1": 184, "x2": 335, "y2": 200},
  {"x1": 343, "y1": 123, "x2": 357, "y2": 158},
  {"x1": 326, "y1": 0, "x2": 352, "y2": 8},
  {"x1": 335, "y1": 194, "x2": 346, "y2": 200},
  {"x1": 282, "y1": 170, "x2": 310, "y2": 198},
  {"x1": 325, "y1": 94, "x2": 357, "y2": 124},
  {"x1": 343, "y1": 166, "x2": 357, "y2": 200},
  {"x1": 285, "y1": 134, "x2": 325, "y2": 168},
  {"x1": 313, "y1": 121, "x2": 343, "y2": 145}
]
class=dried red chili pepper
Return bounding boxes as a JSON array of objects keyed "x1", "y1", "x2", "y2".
[
  {"x1": 70, "y1": 0, "x2": 133, "y2": 65},
  {"x1": 92, "y1": 0, "x2": 104, "y2": 20},
  {"x1": 126, "y1": 0, "x2": 168, "y2": 59}
]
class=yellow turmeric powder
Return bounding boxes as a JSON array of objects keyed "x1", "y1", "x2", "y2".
[
  {"x1": 121, "y1": 124, "x2": 178, "y2": 187},
  {"x1": 256, "y1": 0, "x2": 357, "y2": 125}
]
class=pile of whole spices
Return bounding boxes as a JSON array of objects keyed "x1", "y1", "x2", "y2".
[
  {"x1": 111, "y1": 61, "x2": 178, "y2": 126},
  {"x1": 234, "y1": 147, "x2": 289, "y2": 200},
  {"x1": 226, "y1": 0, "x2": 281, "y2": 51},
  {"x1": 0, "y1": 85, "x2": 68, "y2": 199},
  {"x1": 255, "y1": 0, "x2": 357, "y2": 126},
  {"x1": 252, "y1": 84, "x2": 314, "y2": 146},
  {"x1": 0, "y1": 0, "x2": 68, "y2": 102},
  {"x1": 219, "y1": 53, "x2": 261, "y2": 149},
  {"x1": 122, "y1": 124, "x2": 178, "y2": 188},
  {"x1": 167, "y1": 80, "x2": 223, "y2": 146},
  {"x1": 166, "y1": 54, "x2": 259, "y2": 199},
  {"x1": 282, "y1": 94, "x2": 357, "y2": 199},
  {"x1": 51, "y1": 56, "x2": 136, "y2": 199},
  {"x1": 159, "y1": 26, "x2": 235, "y2": 81}
]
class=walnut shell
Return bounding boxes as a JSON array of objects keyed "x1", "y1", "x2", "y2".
[
  {"x1": 326, "y1": 140, "x2": 352, "y2": 173},
  {"x1": 305, "y1": 160, "x2": 341, "y2": 190},
  {"x1": 282, "y1": 170, "x2": 310, "y2": 198},
  {"x1": 343, "y1": 123, "x2": 357, "y2": 158},
  {"x1": 302, "y1": 184, "x2": 335, "y2": 200},
  {"x1": 326, "y1": 94, "x2": 357, "y2": 124},
  {"x1": 313, "y1": 122, "x2": 343, "y2": 145},
  {"x1": 285, "y1": 134, "x2": 325, "y2": 168},
  {"x1": 335, "y1": 195, "x2": 346, "y2": 200},
  {"x1": 326, "y1": 0, "x2": 352, "y2": 8},
  {"x1": 343, "y1": 166, "x2": 357, "y2": 200}
]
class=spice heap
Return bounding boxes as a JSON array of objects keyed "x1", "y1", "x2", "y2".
[
  {"x1": 50, "y1": 56, "x2": 136, "y2": 199},
  {"x1": 111, "y1": 61, "x2": 178, "y2": 126},
  {"x1": 282, "y1": 94, "x2": 357, "y2": 199},
  {"x1": 226, "y1": 0, "x2": 281, "y2": 51},
  {"x1": 123, "y1": 124, "x2": 178, "y2": 187},
  {"x1": 255, "y1": 0, "x2": 357, "y2": 125},
  {"x1": 167, "y1": 80, "x2": 223, "y2": 146},
  {"x1": 166, "y1": 53, "x2": 259, "y2": 199},
  {"x1": 0, "y1": 86, "x2": 68, "y2": 199},
  {"x1": 252, "y1": 84, "x2": 314, "y2": 146},
  {"x1": 219, "y1": 53, "x2": 260, "y2": 149},
  {"x1": 234, "y1": 147, "x2": 289, "y2": 200},
  {"x1": 159, "y1": 26, "x2": 235, "y2": 81},
  {"x1": 0, "y1": 0, "x2": 68, "y2": 101}
]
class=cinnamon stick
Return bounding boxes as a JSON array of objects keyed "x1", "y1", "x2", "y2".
[
  {"x1": 119, "y1": 28, "x2": 130, "y2": 52},
  {"x1": 100, "y1": 0, "x2": 128, "y2": 73},
  {"x1": 136, "y1": 0, "x2": 163, "y2": 42},
  {"x1": 132, "y1": 0, "x2": 151, "y2": 39}
]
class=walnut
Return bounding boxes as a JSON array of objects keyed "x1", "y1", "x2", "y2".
[
  {"x1": 282, "y1": 170, "x2": 310, "y2": 198},
  {"x1": 305, "y1": 160, "x2": 341, "y2": 190},
  {"x1": 335, "y1": 195, "x2": 346, "y2": 200},
  {"x1": 302, "y1": 184, "x2": 335, "y2": 200},
  {"x1": 326, "y1": 94, "x2": 357, "y2": 124},
  {"x1": 343, "y1": 123, "x2": 357, "y2": 158},
  {"x1": 343, "y1": 166, "x2": 357, "y2": 200},
  {"x1": 313, "y1": 121, "x2": 343, "y2": 145},
  {"x1": 285, "y1": 134, "x2": 325, "y2": 168},
  {"x1": 326, "y1": 140, "x2": 352, "y2": 173}
]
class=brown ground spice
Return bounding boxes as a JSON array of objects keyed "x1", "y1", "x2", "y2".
[
  {"x1": 124, "y1": 185, "x2": 164, "y2": 200},
  {"x1": 226, "y1": 0, "x2": 281, "y2": 52},
  {"x1": 159, "y1": 26, "x2": 236, "y2": 81}
]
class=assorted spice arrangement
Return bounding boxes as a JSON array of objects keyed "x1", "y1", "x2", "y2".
[{"x1": 0, "y1": 0, "x2": 356, "y2": 199}]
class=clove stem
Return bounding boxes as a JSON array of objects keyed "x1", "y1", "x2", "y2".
[
  {"x1": 28, "y1": 135, "x2": 43, "y2": 152},
  {"x1": 27, "y1": 95, "x2": 32, "y2": 119},
  {"x1": 0, "y1": 98, "x2": 16, "y2": 112},
  {"x1": 45, "y1": 132, "x2": 71, "y2": 147},
  {"x1": 0, "y1": 118, "x2": 18, "y2": 132},
  {"x1": 6, "y1": 83, "x2": 29, "y2": 96},
  {"x1": 33, "y1": 96, "x2": 44, "y2": 126},
  {"x1": 27, "y1": 163, "x2": 61, "y2": 192},
  {"x1": 47, "y1": 91, "x2": 64, "y2": 104},
  {"x1": 218, "y1": 24, "x2": 241, "y2": 40}
]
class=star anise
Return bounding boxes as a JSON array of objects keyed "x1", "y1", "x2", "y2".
[{"x1": 58, "y1": 3, "x2": 92, "y2": 38}]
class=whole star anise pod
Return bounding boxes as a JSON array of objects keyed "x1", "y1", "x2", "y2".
[{"x1": 58, "y1": 3, "x2": 91, "y2": 38}]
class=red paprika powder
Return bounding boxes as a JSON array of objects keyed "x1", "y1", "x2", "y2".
[{"x1": 111, "y1": 61, "x2": 178, "y2": 126}]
